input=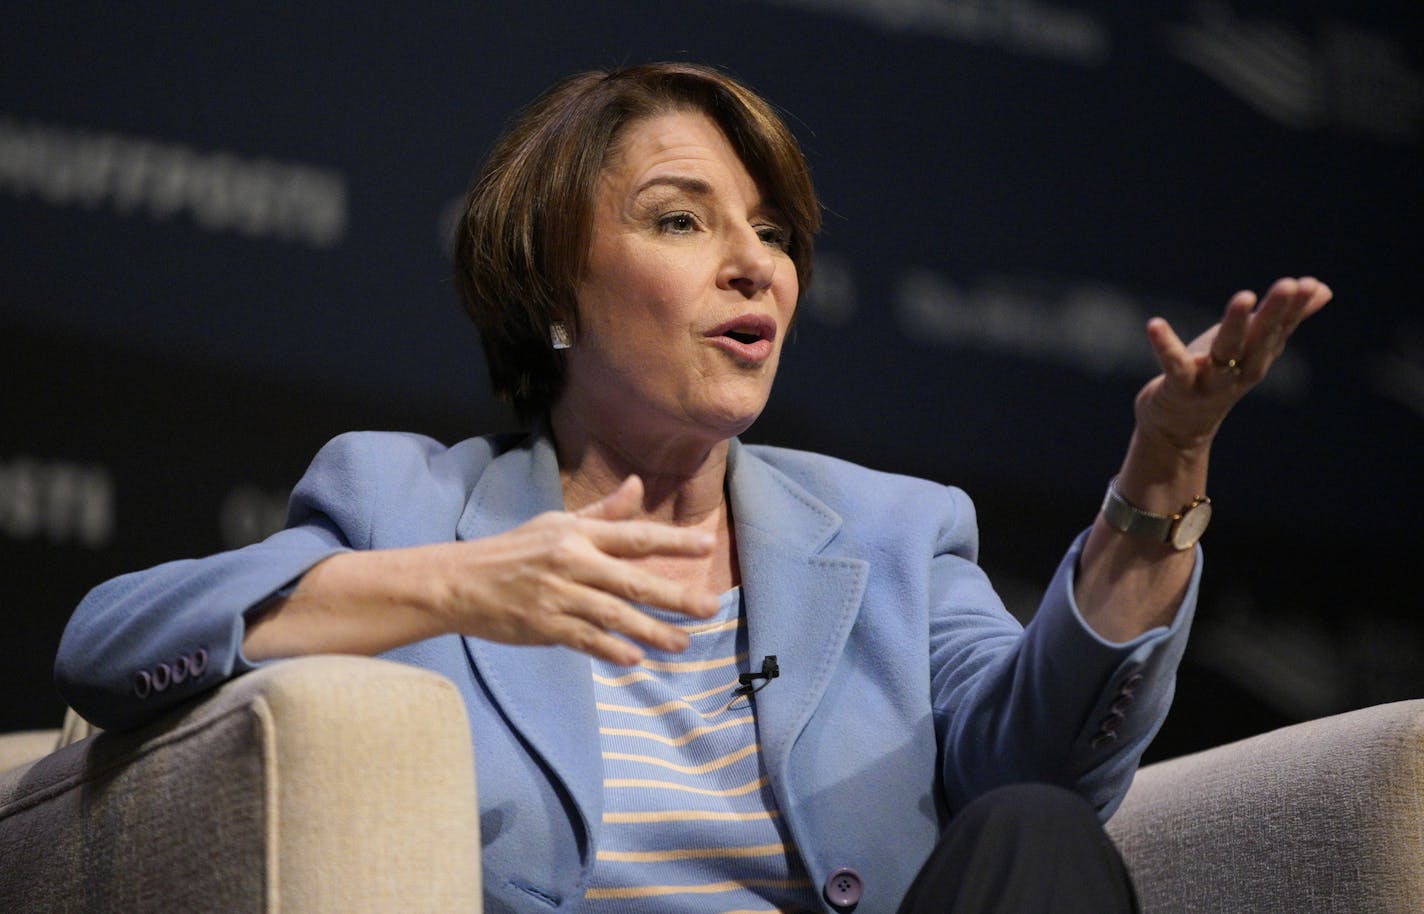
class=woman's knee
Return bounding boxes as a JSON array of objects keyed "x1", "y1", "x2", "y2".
[
  {"x1": 898, "y1": 783, "x2": 1137, "y2": 914},
  {"x1": 952, "y1": 782, "x2": 1102, "y2": 838}
]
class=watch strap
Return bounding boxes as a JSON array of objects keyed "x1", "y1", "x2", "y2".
[
  {"x1": 1100, "y1": 477, "x2": 1211, "y2": 550},
  {"x1": 1100, "y1": 479, "x2": 1175, "y2": 541}
]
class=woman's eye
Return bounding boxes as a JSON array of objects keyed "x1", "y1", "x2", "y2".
[
  {"x1": 658, "y1": 212, "x2": 697, "y2": 233},
  {"x1": 757, "y1": 225, "x2": 791, "y2": 251}
]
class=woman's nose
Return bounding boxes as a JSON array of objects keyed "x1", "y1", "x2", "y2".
[{"x1": 717, "y1": 227, "x2": 776, "y2": 296}]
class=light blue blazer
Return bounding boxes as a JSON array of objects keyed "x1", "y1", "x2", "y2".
[{"x1": 56, "y1": 428, "x2": 1197, "y2": 914}]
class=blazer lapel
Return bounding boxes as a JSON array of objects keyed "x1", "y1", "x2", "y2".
[
  {"x1": 454, "y1": 431, "x2": 605, "y2": 850},
  {"x1": 726, "y1": 442, "x2": 870, "y2": 792},
  {"x1": 447, "y1": 432, "x2": 871, "y2": 860}
]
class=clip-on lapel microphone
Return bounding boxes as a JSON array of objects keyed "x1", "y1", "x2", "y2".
[{"x1": 735, "y1": 655, "x2": 780, "y2": 697}]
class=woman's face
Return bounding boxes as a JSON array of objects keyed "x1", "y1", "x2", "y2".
[{"x1": 558, "y1": 109, "x2": 799, "y2": 448}]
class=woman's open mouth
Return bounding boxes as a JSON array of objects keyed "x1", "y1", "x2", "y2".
[{"x1": 705, "y1": 314, "x2": 777, "y2": 362}]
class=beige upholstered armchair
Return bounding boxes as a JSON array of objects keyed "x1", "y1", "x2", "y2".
[
  {"x1": 2, "y1": 655, "x2": 1420, "y2": 913},
  {"x1": 0, "y1": 657, "x2": 481, "y2": 913}
]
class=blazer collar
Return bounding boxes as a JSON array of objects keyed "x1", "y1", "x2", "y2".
[
  {"x1": 453, "y1": 429, "x2": 870, "y2": 858},
  {"x1": 725, "y1": 440, "x2": 869, "y2": 795}
]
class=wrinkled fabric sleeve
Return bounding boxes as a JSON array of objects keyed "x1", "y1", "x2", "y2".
[
  {"x1": 928, "y1": 486, "x2": 1198, "y2": 819},
  {"x1": 52, "y1": 433, "x2": 394, "y2": 731}
]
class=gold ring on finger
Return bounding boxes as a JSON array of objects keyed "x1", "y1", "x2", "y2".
[{"x1": 1209, "y1": 354, "x2": 1244, "y2": 375}]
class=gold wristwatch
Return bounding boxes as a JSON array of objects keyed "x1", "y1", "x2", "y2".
[{"x1": 1100, "y1": 477, "x2": 1211, "y2": 551}]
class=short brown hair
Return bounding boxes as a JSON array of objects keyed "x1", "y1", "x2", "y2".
[{"x1": 453, "y1": 62, "x2": 820, "y2": 420}]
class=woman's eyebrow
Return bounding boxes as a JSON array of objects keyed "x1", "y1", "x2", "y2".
[
  {"x1": 633, "y1": 174, "x2": 714, "y2": 198},
  {"x1": 633, "y1": 175, "x2": 783, "y2": 218}
]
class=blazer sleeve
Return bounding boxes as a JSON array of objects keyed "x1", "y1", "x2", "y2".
[
  {"x1": 53, "y1": 432, "x2": 417, "y2": 731},
  {"x1": 928, "y1": 486, "x2": 1199, "y2": 819}
]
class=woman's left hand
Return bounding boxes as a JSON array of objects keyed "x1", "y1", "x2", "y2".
[
  {"x1": 1133, "y1": 276, "x2": 1333, "y2": 456},
  {"x1": 1077, "y1": 276, "x2": 1332, "y2": 641}
]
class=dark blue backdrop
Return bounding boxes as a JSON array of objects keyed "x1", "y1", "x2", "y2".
[{"x1": 4, "y1": 1, "x2": 1421, "y2": 756}]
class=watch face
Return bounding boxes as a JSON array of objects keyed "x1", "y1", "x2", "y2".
[{"x1": 1171, "y1": 501, "x2": 1213, "y2": 550}]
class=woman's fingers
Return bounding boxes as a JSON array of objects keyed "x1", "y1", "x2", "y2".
[
  {"x1": 1230, "y1": 276, "x2": 1332, "y2": 382},
  {"x1": 1242, "y1": 278, "x2": 1295, "y2": 365},
  {"x1": 515, "y1": 573, "x2": 698, "y2": 664},
  {"x1": 1294, "y1": 277, "x2": 1333, "y2": 327},
  {"x1": 571, "y1": 544, "x2": 720, "y2": 617},
  {"x1": 1147, "y1": 308, "x2": 1241, "y2": 392},
  {"x1": 1275, "y1": 276, "x2": 1331, "y2": 339},
  {"x1": 1206, "y1": 291, "x2": 1255, "y2": 363},
  {"x1": 1153, "y1": 278, "x2": 1330, "y2": 391},
  {"x1": 444, "y1": 477, "x2": 729, "y2": 662},
  {"x1": 561, "y1": 584, "x2": 693, "y2": 653},
  {"x1": 1133, "y1": 275, "x2": 1331, "y2": 453},
  {"x1": 537, "y1": 610, "x2": 650, "y2": 665},
  {"x1": 582, "y1": 517, "x2": 717, "y2": 559},
  {"x1": 540, "y1": 518, "x2": 718, "y2": 617},
  {"x1": 1145, "y1": 317, "x2": 1196, "y2": 387}
]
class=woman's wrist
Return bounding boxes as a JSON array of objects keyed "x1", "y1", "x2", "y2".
[
  {"x1": 243, "y1": 549, "x2": 453, "y2": 660},
  {"x1": 1112, "y1": 426, "x2": 1211, "y2": 516}
]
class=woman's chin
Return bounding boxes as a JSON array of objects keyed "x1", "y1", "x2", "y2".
[
  {"x1": 690, "y1": 402, "x2": 767, "y2": 442},
  {"x1": 692, "y1": 379, "x2": 775, "y2": 431}
]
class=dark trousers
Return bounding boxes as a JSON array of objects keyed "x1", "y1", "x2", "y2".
[{"x1": 896, "y1": 783, "x2": 1140, "y2": 914}]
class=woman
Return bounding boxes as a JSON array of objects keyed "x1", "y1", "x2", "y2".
[{"x1": 57, "y1": 63, "x2": 1330, "y2": 913}]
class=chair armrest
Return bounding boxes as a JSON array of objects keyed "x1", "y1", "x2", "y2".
[
  {"x1": 1107, "y1": 699, "x2": 1424, "y2": 913},
  {"x1": 0, "y1": 730, "x2": 60, "y2": 774},
  {"x1": 0, "y1": 655, "x2": 482, "y2": 913}
]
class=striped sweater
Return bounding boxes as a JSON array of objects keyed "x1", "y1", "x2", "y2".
[{"x1": 585, "y1": 587, "x2": 816, "y2": 914}]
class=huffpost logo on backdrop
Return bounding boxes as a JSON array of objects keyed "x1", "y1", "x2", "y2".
[{"x1": 0, "y1": 118, "x2": 349, "y2": 246}]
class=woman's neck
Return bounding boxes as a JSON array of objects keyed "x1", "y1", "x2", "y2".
[
  {"x1": 548, "y1": 403, "x2": 740, "y2": 591},
  {"x1": 548, "y1": 403, "x2": 732, "y2": 528}
]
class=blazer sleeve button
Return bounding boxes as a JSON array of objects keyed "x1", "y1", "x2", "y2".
[
  {"x1": 151, "y1": 662, "x2": 172, "y2": 693},
  {"x1": 132, "y1": 670, "x2": 153, "y2": 699}
]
